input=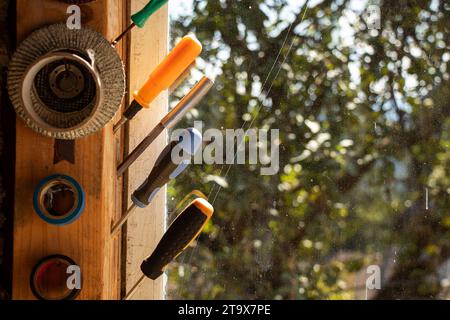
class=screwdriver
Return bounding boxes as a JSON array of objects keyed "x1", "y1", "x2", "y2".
[
  {"x1": 113, "y1": 35, "x2": 203, "y2": 132},
  {"x1": 117, "y1": 76, "x2": 213, "y2": 176},
  {"x1": 124, "y1": 198, "x2": 214, "y2": 300},
  {"x1": 111, "y1": 128, "x2": 203, "y2": 236},
  {"x1": 169, "y1": 62, "x2": 196, "y2": 94},
  {"x1": 111, "y1": 0, "x2": 169, "y2": 47}
]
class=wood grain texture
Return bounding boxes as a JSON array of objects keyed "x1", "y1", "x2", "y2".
[
  {"x1": 13, "y1": 0, "x2": 126, "y2": 300},
  {"x1": 122, "y1": 0, "x2": 168, "y2": 300}
]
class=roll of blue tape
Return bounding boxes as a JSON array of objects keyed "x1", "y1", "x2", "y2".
[{"x1": 33, "y1": 174, "x2": 85, "y2": 226}]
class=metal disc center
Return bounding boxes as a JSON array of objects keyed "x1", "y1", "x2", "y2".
[{"x1": 49, "y1": 63, "x2": 85, "y2": 99}]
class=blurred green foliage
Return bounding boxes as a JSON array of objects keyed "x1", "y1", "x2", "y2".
[{"x1": 168, "y1": 0, "x2": 449, "y2": 299}]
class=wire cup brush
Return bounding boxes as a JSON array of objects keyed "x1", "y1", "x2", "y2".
[{"x1": 7, "y1": 24, "x2": 125, "y2": 139}]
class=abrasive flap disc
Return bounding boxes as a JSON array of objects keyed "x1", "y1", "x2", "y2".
[{"x1": 7, "y1": 24, "x2": 125, "y2": 139}]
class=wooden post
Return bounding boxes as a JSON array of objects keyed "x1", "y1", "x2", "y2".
[
  {"x1": 122, "y1": 0, "x2": 168, "y2": 300},
  {"x1": 12, "y1": 0, "x2": 168, "y2": 300}
]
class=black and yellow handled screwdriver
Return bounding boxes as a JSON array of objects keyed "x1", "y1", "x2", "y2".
[
  {"x1": 123, "y1": 198, "x2": 214, "y2": 300},
  {"x1": 111, "y1": 128, "x2": 203, "y2": 236},
  {"x1": 111, "y1": 0, "x2": 169, "y2": 47},
  {"x1": 113, "y1": 35, "x2": 203, "y2": 132}
]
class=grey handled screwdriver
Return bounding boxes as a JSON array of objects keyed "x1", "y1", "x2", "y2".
[
  {"x1": 124, "y1": 198, "x2": 214, "y2": 300},
  {"x1": 117, "y1": 76, "x2": 213, "y2": 176},
  {"x1": 111, "y1": 128, "x2": 203, "y2": 236}
]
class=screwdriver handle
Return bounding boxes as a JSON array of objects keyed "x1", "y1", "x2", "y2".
[
  {"x1": 131, "y1": 0, "x2": 169, "y2": 28},
  {"x1": 140, "y1": 198, "x2": 214, "y2": 280},
  {"x1": 131, "y1": 142, "x2": 181, "y2": 208},
  {"x1": 132, "y1": 128, "x2": 202, "y2": 208},
  {"x1": 133, "y1": 35, "x2": 202, "y2": 109}
]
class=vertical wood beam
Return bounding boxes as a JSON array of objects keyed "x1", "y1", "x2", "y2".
[{"x1": 122, "y1": 0, "x2": 168, "y2": 300}]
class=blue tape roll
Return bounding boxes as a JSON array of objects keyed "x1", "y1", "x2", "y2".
[{"x1": 33, "y1": 174, "x2": 85, "y2": 226}]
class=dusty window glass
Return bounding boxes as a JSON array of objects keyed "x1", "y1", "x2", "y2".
[{"x1": 167, "y1": 0, "x2": 450, "y2": 300}]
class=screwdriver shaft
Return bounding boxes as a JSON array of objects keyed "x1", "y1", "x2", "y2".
[
  {"x1": 117, "y1": 123, "x2": 165, "y2": 176},
  {"x1": 111, "y1": 23, "x2": 136, "y2": 47},
  {"x1": 111, "y1": 204, "x2": 137, "y2": 237},
  {"x1": 113, "y1": 116, "x2": 128, "y2": 133},
  {"x1": 123, "y1": 274, "x2": 146, "y2": 300}
]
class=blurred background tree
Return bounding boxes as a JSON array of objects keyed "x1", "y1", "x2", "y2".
[{"x1": 167, "y1": 0, "x2": 449, "y2": 299}]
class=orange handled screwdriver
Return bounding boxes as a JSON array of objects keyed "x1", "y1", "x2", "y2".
[{"x1": 113, "y1": 35, "x2": 202, "y2": 132}]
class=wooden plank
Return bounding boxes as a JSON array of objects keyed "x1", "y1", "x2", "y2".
[
  {"x1": 123, "y1": 0, "x2": 168, "y2": 300},
  {"x1": 13, "y1": 0, "x2": 125, "y2": 300}
]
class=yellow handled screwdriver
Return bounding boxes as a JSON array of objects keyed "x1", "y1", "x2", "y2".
[
  {"x1": 124, "y1": 198, "x2": 214, "y2": 300},
  {"x1": 113, "y1": 35, "x2": 203, "y2": 132}
]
